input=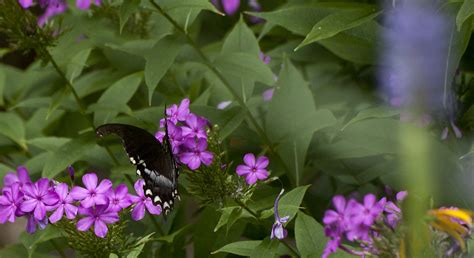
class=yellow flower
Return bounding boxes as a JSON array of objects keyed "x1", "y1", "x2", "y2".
[{"x1": 427, "y1": 208, "x2": 473, "y2": 252}]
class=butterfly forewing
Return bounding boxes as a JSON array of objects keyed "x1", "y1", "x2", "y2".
[{"x1": 96, "y1": 123, "x2": 179, "y2": 214}]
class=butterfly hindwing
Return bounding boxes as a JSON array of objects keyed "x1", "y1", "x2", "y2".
[{"x1": 96, "y1": 123, "x2": 179, "y2": 214}]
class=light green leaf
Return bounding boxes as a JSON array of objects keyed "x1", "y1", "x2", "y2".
[
  {"x1": 214, "y1": 206, "x2": 242, "y2": 232},
  {"x1": 160, "y1": 0, "x2": 223, "y2": 15},
  {"x1": 218, "y1": 108, "x2": 246, "y2": 140},
  {"x1": 456, "y1": 0, "x2": 474, "y2": 30},
  {"x1": 10, "y1": 97, "x2": 50, "y2": 110},
  {"x1": 94, "y1": 72, "x2": 143, "y2": 124},
  {"x1": 295, "y1": 212, "x2": 326, "y2": 257},
  {"x1": 342, "y1": 106, "x2": 399, "y2": 130},
  {"x1": 127, "y1": 233, "x2": 154, "y2": 258},
  {"x1": 157, "y1": 225, "x2": 191, "y2": 244},
  {"x1": 0, "y1": 69, "x2": 5, "y2": 106},
  {"x1": 27, "y1": 137, "x2": 71, "y2": 152},
  {"x1": 296, "y1": 8, "x2": 381, "y2": 50},
  {"x1": 145, "y1": 36, "x2": 183, "y2": 105},
  {"x1": 213, "y1": 52, "x2": 275, "y2": 85},
  {"x1": 42, "y1": 136, "x2": 95, "y2": 178},
  {"x1": 250, "y1": 238, "x2": 279, "y2": 258},
  {"x1": 0, "y1": 112, "x2": 26, "y2": 150},
  {"x1": 47, "y1": 87, "x2": 70, "y2": 119},
  {"x1": 20, "y1": 226, "x2": 63, "y2": 258},
  {"x1": 212, "y1": 240, "x2": 262, "y2": 256},
  {"x1": 278, "y1": 185, "x2": 310, "y2": 222},
  {"x1": 66, "y1": 48, "x2": 92, "y2": 83},
  {"x1": 119, "y1": 0, "x2": 141, "y2": 34},
  {"x1": 222, "y1": 16, "x2": 260, "y2": 56}
]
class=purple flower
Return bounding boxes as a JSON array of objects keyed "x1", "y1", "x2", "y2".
[
  {"x1": 130, "y1": 180, "x2": 161, "y2": 221},
  {"x1": 70, "y1": 173, "x2": 112, "y2": 208},
  {"x1": 262, "y1": 88, "x2": 274, "y2": 102},
  {"x1": 270, "y1": 189, "x2": 289, "y2": 240},
  {"x1": 322, "y1": 237, "x2": 341, "y2": 258},
  {"x1": 179, "y1": 138, "x2": 213, "y2": 170},
  {"x1": 236, "y1": 153, "x2": 269, "y2": 185},
  {"x1": 77, "y1": 205, "x2": 119, "y2": 238},
  {"x1": 259, "y1": 52, "x2": 271, "y2": 65},
  {"x1": 182, "y1": 114, "x2": 207, "y2": 140},
  {"x1": 49, "y1": 183, "x2": 78, "y2": 223},
  {"x1": 248, "y1": 0, "x2": 263, "y2": 23},
  {"x1": 26, "y1": 214, "x2": 48, "y2": 234},
  {"x1": 76, "y1": 0, "x2": 100, "y2": 10},
  {"x1": 106, "y1": 184, "x2": 132, "y2": 212},
  {"x1": 323, "y1": 195, "x2": 348, "y2": 238},
  {"x1": 349, "y1": 194, "x2": 383, "y2": 226},
  {"x1": 155, "y1": 122, "x2": 184, "y2": 154},
  {"x1": 160, "y1": 99, "x2": 190, "y2": 126},
  {"x1": 38, "y1": 2, "x2": 67, "y2": 26},
  {"x1": 4, "y1": 166, "x2": 31, "y2": 189},
  {"x1": 67, "y1": 165, "x2": 75, "y2": 182},
  {"x1": 18, "y1": 0, "x2": 33, "y2": 8},
  {"x1": 217, "y1": 100, "x2": 232, "y2": 110},
  {"x1": 20, "y1": 178, "x2": 59, "y2": 220},
  {"x1": 0, "y1": 183, "x2": 24, "y2": 223},
  {"x1": 222, "y1": 0, "x2": 240, "y2": 15}
]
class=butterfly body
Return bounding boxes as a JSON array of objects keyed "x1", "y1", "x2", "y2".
[{"x1": 96, "y1": 123, "x2": 179, "y2": 214}]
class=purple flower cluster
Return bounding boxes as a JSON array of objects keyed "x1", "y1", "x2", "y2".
[
  {"x1": 155, "y1": 99, "x2": 213, "y2": 170},
  {"x1": 0, "y1": 167, "x2": 161, "y2": 238},
  {"x1": 236, "y1": 153, "x2": 269, "y2": 185},
  {"x1": 322, "y1": 191, "x2": 407, "y2": 257},
  {"x1": 211, "y1": 0, "x2": 262, "y2": 23},
  {"x1": 18, "y1": 0, "x2": 100, "y2": 26}
]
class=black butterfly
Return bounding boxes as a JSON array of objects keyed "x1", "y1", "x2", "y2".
[{"x1": 96, "y1": 122, "x2": 180, "y2": 215}]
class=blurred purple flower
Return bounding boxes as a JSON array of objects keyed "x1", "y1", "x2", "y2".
[
  {"x1": 248, "y1": 0, "x2": 263, "y2": 23},
  {"x1": 70, "y1": 173, "x2": 112, "y2": 208},
  {"x1": 380, "y1": 3, "x2": 449, "y2": 113},
  {"x1": 349, "y1": 194, "x2": 383, "y2": 226},
  {"x1": 217, "y1": 100, "x2": 232, "y2": 110},
  {"x1": 323, "y1": 195, "x2": 348, "y2": 238},
  {"x1": 3, "y1": 166, "x2": 31, "y2": 189},
  {"x1": 155, "y1": 122, "x2": 184, "y2": 154},
  {"x1": 38, "y1": 2, "x2": 67, "y2": 26},
  {"x1": 130, "y1": 180, "x2": 161, "y2": 221},
  {"x1": 396, "y1": 191, "x2": 408, "y2": 201},
  {"x1": 77, "y1": 205, "x2": 119, "y2": 238},
  {"x1": 259, "y1": 52, "x2": 271, "y2": 65},
  {"x1": 76, "y1": 0, "x2": 100, "y2": 10},
  {"x1": 0, "y1": 184, "x2": 24, "y2": 223},
  {"x1": 161, "y1": 99, "x2": 190, "y2": 126},
  {"x1": 49, "y1": 183, "x2": 77, "y2": 223},
  {"x1": 179, "y1": 138, "x2": 213, "y2": 170},
  {"x1": 18, "y1": 0, "x2": 33, "y2": 8},
  {"x1": 20, "y1": 178, "x2": 59, "y2": 220},
  {"x1": 236, "y1": 153, "x2": 269, "y2": 185},
  {"x1": 26, "y1": 214, "x2": 48, "y2": 234},
  {"x1": 67, "y1": 165, "x2": 75, "y2": 182},
  {"x1": 106, "y1": 184, "x2": 133, "y2": 213},
  {"x1": 270, "y1": 189, "x2": 289, "y2": 240},
  {"x1": 322, "y1": 237, "x2": 341, "y2": 258},
  {"x1": 182, "y1": 114, "x2": 207, "y2": 140},
  {"x1": 262, "y1": 88, "x2": 274, "y2": 102}
]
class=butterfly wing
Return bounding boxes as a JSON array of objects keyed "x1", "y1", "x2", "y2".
[{"x1": 96, "y1": 123, "x2": 179, "y2": 214}]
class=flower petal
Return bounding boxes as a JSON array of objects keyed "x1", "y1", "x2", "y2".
[
  {"x1": 100, "y1": 212, "x2": 119, "y2": 224},
  {"x1": 94, "y1": 220, "x2": 108, "y2": 238},
  {"x1": 49, "y1": 205, "x2": 64, "y2": 223},
  {"x1": 255, "y1": 156, "x2": 269, "y2": 169},
  {"x1": 96, "y1": 179, "x2": 112, "y2": 194},
  {"x1": 55, "y1": 183, "x2": 69, "y2": 200},
  {"x1": 332, "y1": 195, "x2": 346, "y2": 213},
  {"x1": 42, "y1": 191, "x2": 59, "y2": 206},
  {"x1": 243, "y1": 153, "x2": 256, "y2": 167},
  {"x1": 245, "y1": 173, "x2": 258, "y2": 185},
  {"x1": 70, "y1": 186, "x2": 89, "y2": 201},
  {"x1": 82, "y1": 173, "x2": 98, "y2": 191},
  {"x1": 34, "y1": 202, "x2": 46, "y2": 220},
  {"x1": 255, "y1": 170, "x2": 269, "y2": 180},
  {"x1": 131, "y1": 203, "x2": 145, "y2": 221},
  {"x1": 236, "y1": 165, "x2": 251, "y2": 176},
  {"x1": 77, "y1": 217, "x2": 94, "y2": 231},
  {"x1": 115, "y1": 184, "x2": 129, "y2": 198},
  {"x1": 222, "y1": 0, "x2": 240, "y2": 15},
  {"x1": 64, "y1": 204, "x2": 78, "y2": 219},
  {"x1": 133, "y1": 180, "x2": 144, "y2": 197},
  {"x1": 20, "y1": 199, "x2": 37, "y2": 213},
  {"x1": 145, "y1": 201, "x2": 162, "y2": 215}
]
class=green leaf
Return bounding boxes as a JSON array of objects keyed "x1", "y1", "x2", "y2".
[
  {"x1": 295, "y1": 212, "x2": 326, "y2": 257},
  {"x1": 213, "y1": 52, "x2": 275, "y2": 85},
  {"x1": 127, "y1": 233, "x2": 155, "y2": 258},
  {"x1": 250, "y1": 238, "x2": 279, "y2": 258},
  {"x1": 296, "y1": 8, "x2": 381, "y2": 50},
  {"x1": 218, "y1": 108, "x2": 246, "y2": 140},
  {"x1": 0, "y1": 69, "x2": 5, "y2": 106},
  {"x1": 0, "y1": 112, "x2": 27, "y2": 150},
  {"x1": 10, "y1": 97, "x2": 51, "y2": 110},
  {"x1": 47, "y1": 87, "x2": 70, "y2": 120},
  {"x1": 20, "y1": 226, "x2": 63, "y2": 258},
  {"x1": 0, "y1": 244, "x2": 29, "y2": 258},
  {"x1": 161, "y1": 0, "x2": 223, "y2": 15},
  {"x1": 212, "y1": 240, "x2": 262, "y2": 256},
  {"x1": 278, "y1": 185, "x2": 310, "y2": 222},
  {"x1": 144, "y1": 36, "x2": 183, "y2": 105},
  {"x1": 456, "y1": 0, "x2": 474, "y2": 30},
  {"x1": 214, "y1": 206, "x2": 242, "y2": 232},
  {"x1": 42, "y1": 136, "x2": 96, "y2": 178},
  {"x1": 342, "y1": 106, "x2": 399, "y2": 130},
  {"x1": 27, "y1": 137, "x2": 71, "y2": 152},
  {"x1": 66, "y1": 48, "x2": 92, "y2": 83},
  {"x1": 119, "y1": 0, "x2": 141, "y2": 34},
  {"x1": 222, "y1": 16, "x2": 260, "y2": 56},
  {"x1": 157, "y1": 225, "x2": 192, "y2": 244},
  {"x1": 94, "y1": 72, "x2": 143, "y2": 124}
]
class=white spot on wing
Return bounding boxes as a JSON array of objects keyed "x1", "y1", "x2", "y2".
[
  {"x1": 154, "y1": 196, "x2": 161, "y2": 203},
  {"x1": 136, "y1": 169, "x2": 141, "y2": 176},
  {"x1": 145, "y1": 189, "x2": 152, "y2": 196}
]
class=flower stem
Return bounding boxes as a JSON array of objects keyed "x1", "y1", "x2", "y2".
[
  {"x1": 124, "y1": 174, "x2": 165, "y2": 236},
  {"x1": 43, "y1": 49, "x2": 120, "y2": 166},
  {"x1": 148, "y1": 0, "x2": 292, "y2": 177},
  {"x1": 235, "y1": 199, "x2": 300, "y2": 257},
  {"x1": 50, "y1": 239, "x2": 67, "y2": 258}
]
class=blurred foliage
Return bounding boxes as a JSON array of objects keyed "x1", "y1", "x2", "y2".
[{"x1": 1, "y1": 0, "x2": 474, "y2": 257}]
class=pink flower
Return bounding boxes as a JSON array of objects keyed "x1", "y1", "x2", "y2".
[
  {"x1": 160, "y1": 99, "x2": 190, "y2": 126},
  {"x1": 49, "y1": 183, "x2": 78, "y2": 223},
  {"x1": 130, "y1": 180, "x2": 161, "y2": 221},
  {"x1": 77, "y1": 205, "x2": 119, "y2": 238},
  {"x1": 106, "y1": 184, "x2": 133, "y2": 212},
  {"x1": 70, "y1": 173, "x2": 112, "y2": 208},
  {"x1": 20, "y1": 178, "x2": 59, "y2": 220},
  {"x1": 179, "y1": 138, "x2": 213, "y2": 170},
  {"x1": 236, "y1": 153, "x2": 269, "y2": 185},
  {"x1": 182, "y1": 114, "x2": 208, "y2": 139}
]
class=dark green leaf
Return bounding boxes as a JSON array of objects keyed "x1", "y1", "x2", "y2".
[
  {"x1": 66, "y1": 48, "x2": 92, "y2": 82},
  {"x1": 160, "y1": 0, "x2": 223, "y2": 15},
  {"x1": 250, "y1": 238, "x2": 279, "y2": 258},
  {"x1": 342, "y1": 106, "x2": 399, "y2": 130},
  {"x1": 20, "y1": 226, "x2": 63, "y2": 258},
  {"x1": 10, "y1": 97, "x2": 51, "y2": 110},
  {"x1": 157, "y1": 225, "x2": 191, "y2": 244},
  {"x1": 145, "y1": 36, "x2": 183, "y2": 105},
  {"x1": 127, "y1": 233, "x2": 154, "y2": 258},
  {"x1": 212, "y1": 240, "x2": 261, "y2": 256},
  {"x1": 27, "y1": 137, "x2": 71, "y2": 152},
  {"x1": 42, "y1": 136, "x2": 96, "y2": 178},
  {"x1": 456, "y1": 0, "x2": 474, "y2": 30},
  {"x1": 0, "y1": 112, "x2": 26, "y2": 150},
  {"x1": 214, "y1": 206, "x2": 242, "y2": 232},
  {"x1": 278, "y1": 185, "x2": 310, "y2": 222},
  {"x1": 295, "y1": 211, "x2": 325, "y2": 257},
  {"x1": 119, "y1": 0, "x2": 141, "y2": 34},
  {"x1": 0, "y1": 69, "x2": 5, "y2": 106},
  {"x1": 222, "y1": 16, "x2": 260, "y2": 56}
]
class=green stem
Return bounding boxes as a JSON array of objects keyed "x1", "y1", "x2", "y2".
[
  {"x1": 124, "y1": 174, "x2": 165, "y2": 236},
  {"x1": 50, "y1": 239, "x2": 67, "y2": 258},
  {"x1": 44, "y1": 50, "x2": 120, "y2": 166},
  {"x1": 148, "y1": 0, "x2": 292, "y2": 177},
  {"x1": 235, "y1": 199, "x2": 300, "y2": 258}
]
